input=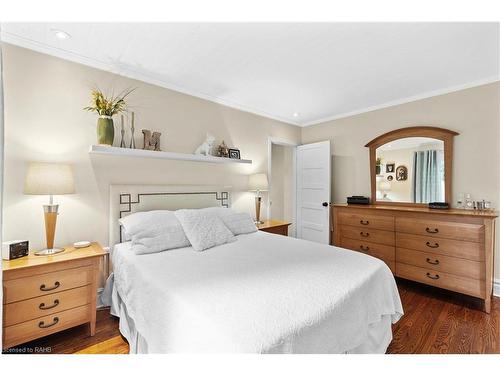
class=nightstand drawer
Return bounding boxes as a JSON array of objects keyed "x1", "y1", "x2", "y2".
[
  {"x1": 3, "y1": 266, "x2": 93, "y2": 304},
  {"x1": 259, "y1": 225, "x2": 289, "y2": 236},
  {"x1": 3, "y1": 304, "x2": 91, "y2": 349},
  {"x1": 3, "y1": 286, "x2": 92, "y2": 327}
]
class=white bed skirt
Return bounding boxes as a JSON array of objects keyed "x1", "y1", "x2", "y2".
[{"x1": 103, "y1": 273, "x2": 394, "y2": 354}]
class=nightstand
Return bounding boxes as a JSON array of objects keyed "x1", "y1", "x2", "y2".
[
  {"x1": 257, "y1": 220, "x2": 292, "y2": 236},
  {"x1": 2, "y1": 242, "x2": 106, "y2": 350}
]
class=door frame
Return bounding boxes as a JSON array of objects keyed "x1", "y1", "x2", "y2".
[{"x1": 267, "y1": 136, "x2": 299, "y2": 237}]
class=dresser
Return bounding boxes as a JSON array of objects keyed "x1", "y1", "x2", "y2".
[
  {"x1": 2, "y1": 243, "x2": 106, "y2": 349},
  {"x1": 333, "y1": 204, "x2": 497, "y2": 313}
]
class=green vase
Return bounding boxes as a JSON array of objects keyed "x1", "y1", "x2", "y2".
[{"x1": 97, "y1": 116, "x2": 115, "y2": 146}]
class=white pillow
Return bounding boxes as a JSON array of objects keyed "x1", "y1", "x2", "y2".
[
  {"x1": 204, "y1": 207, "x2": 257, "y2": 235},
  {"x1": 119, "y1": 210, "x2": 190, "y2": 254},
  {"x1": 175, "y1": 208, "x2": 236, "y2": 251}
]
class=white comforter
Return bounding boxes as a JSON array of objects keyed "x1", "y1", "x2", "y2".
[{"x1": 110, "y1": 231, "x2": 403, "y2": 353}]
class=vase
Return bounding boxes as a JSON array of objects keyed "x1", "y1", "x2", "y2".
[
  {"x1": 376, "y1": 165, "x2": 381, "y2": 175},
  {"x1": 97, "y1": 116, "x2": 115, "y2": 146}
]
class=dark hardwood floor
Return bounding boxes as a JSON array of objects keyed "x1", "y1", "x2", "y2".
[
  {"x1": 3, "y1": 278, "x2": 499, "y2": 354},
  {"x1": 388, "y1": 279, "x2": 499, "y2": 354}
]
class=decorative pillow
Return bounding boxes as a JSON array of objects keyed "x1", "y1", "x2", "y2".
[
  {"x1": 174, "y1": 208, "x2": 236, "y2": 251},
  {"x1": 204, "y1": 207, "x2": 257, "y2": 235},
  {"x1": 119, "y1": 210, "x2": 190, "y2": 254}
]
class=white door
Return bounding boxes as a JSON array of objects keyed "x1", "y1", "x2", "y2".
[{"x1": 296, "y1": 141, "x2": 331, "y2": 244}]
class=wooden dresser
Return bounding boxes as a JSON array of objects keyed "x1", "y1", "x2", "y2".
[
  {"x1": 333, "y1": 204, "x2": 497, "y2": 312},
  {"x1": 2, "y1": 243, "x2": 106, "y2": 349}
]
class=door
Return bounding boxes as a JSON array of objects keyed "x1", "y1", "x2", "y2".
[{"x1": 296, "y1": 141, "x2": 331, "y2": 244}]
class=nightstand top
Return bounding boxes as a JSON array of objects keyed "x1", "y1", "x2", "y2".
[
  {"x1": 2, "y1": 242, "x2": 106, "y2": 272},
  {"x1": 257, "y1": 220, "x2": 292, "y2": 230}
]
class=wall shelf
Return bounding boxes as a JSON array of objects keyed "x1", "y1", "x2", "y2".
[{"x1": 88, "y1": 145, "x2": 252, "y2": 164}]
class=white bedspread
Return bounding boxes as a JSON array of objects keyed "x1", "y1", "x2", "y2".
[{"x1": 109, "y1": 231, "x2": 403, "y2": 353}]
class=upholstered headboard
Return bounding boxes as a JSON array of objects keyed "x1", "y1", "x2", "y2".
[{"x1": 109, "y1": 184, "x2": 231, "y2": 245}]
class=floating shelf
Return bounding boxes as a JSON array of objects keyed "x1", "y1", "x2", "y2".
[{"x1": 89, "y1": 145, "x2": 252, "y2": 164}]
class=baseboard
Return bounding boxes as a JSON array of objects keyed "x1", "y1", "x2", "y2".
[{"x1": 494, "y1": 279, "x2": 500, "y2": 297}]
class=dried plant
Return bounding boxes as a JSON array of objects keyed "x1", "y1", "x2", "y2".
[{"x1": 84, "y1": 87, "x2": 135, "y2": 116}]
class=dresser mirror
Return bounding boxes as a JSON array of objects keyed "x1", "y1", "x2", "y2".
[{"x1": 365, "y1": 127, "x2": 458, "y2": 206}]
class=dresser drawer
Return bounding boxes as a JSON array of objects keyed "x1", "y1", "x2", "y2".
[
  {"x1": 340, "y1": 225, "x2": 394, "y2": 246},
  {"x1": 3, "y1": 304, "x2": 91, "y2": 349},
  {"x1": 3, "y1": 286, "x2": 92, "y2": 327},
  {"x1": 3, "y1": 266, "x2": 93, "y2": 304},
  {"x1": 396, "y1": 233, "x2": 483, "y2": 261},
  {"x1": 340, "y1": 237, "x2": 395, "y2": 261},
  {"x1": 396, "y1": 218, "x2": 484, "y2": 242},
  {"x1": 341, "y1": 237, "x2": 395, "y2": 272},
  {"x1": 396, "y1": 263, "x2": 485, "y2": 298},
  {"x1": 338, "y1": 211, "x2": 395, "y2": 231},
  {"x1": 396, "y1": 248, "x2": 485, "y2": 280}
]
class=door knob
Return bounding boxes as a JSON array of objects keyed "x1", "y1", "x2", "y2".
[{"x1": 322, "y1": 202, "x2": 328, "y2": 207}]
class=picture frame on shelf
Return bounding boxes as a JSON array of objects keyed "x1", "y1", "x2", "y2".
[{"x1": 228, "y1": 148, "x2": 241, "y2": 159}]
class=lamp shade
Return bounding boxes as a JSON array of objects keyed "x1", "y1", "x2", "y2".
[
  {"x1": 248, "y1": 173, "x2": 268, "y2": 192},
  {"x1": 24, "y1": 162, "x2": 75, "y2": 195}
]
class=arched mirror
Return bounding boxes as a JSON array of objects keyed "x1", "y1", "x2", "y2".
[{"x1": 365, "y1": 127, "x2": 458, "y2": 206}]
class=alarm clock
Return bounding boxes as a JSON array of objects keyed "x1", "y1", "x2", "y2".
[{"x1": 2, "y1": 240, "x2": 29, "y2": 260}]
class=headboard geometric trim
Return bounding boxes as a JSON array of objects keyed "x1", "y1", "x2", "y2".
[{"x1": 109, "y1": 185, "x2": 232, "y2": 245}]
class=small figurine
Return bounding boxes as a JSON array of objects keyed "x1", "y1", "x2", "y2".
[
  {"x1": 142, "y1": 129, "x2": 161, "y2": 151},
  {"x1": 194, "y1": 133, "x2": 215, "y2": 156},
  {"x1": 217, "y1": 140, "x2": 229, "y2": 157}
]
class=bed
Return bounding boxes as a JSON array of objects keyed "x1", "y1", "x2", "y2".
[{"x1": 103, "y1": 185, "x2": 403, "y2": 353}]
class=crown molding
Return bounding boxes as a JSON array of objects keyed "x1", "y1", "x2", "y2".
[
  {"x1": 302, "y1": 75, "x2": 500, "y2": 127},
  {"x1": 2, "y1": 30, "x2": 498, "y2": 128},
  {"x1": 0, "y1": 31, "x2": 301, "y2": 127}
]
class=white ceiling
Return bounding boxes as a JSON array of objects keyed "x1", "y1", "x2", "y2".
[{"x1": 1, "y1": 23, "x2": 499, "y2": 126}]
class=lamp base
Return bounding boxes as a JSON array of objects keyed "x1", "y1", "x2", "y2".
[{"x1": 34, "y1": 248, "x2": 65, "y2": 256}]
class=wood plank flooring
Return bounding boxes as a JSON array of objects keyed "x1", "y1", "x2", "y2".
[{"x1": 3, "y1": 279, "x2": 499, "y2": 354}]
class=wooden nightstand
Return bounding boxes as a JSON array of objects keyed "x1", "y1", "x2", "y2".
[
  {"x1": 257, "y1": 220, "x2": 292, "y2": 236},
  {"x1": 2, "y1": 242, "x2": 106, "y2": 350}
]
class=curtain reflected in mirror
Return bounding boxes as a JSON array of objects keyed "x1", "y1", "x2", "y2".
[{"x1": 376, "y1": 137, "x2": 445, "y2": 203}]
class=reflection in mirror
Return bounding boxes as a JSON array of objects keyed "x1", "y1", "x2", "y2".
[{"x1": 375, "y1": 137, "x2": 445, "y2": 203}]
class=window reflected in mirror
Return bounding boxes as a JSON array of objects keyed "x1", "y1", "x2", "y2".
[{"x1": 375, "y1": 137, "x2": 445, "y2": 203}]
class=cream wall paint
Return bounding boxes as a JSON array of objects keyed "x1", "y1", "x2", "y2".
[
  {"x1": 301, "y1": 81, "x2": 500, "y2": 277},
  {"x1": 270, "y1": 144, "x2": 294, "y2": 235},
  {"x1": 1, "y1": 43, "x2": 301, "y2": 252}
]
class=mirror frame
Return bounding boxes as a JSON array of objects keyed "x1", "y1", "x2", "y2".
[{"x1": 365, "y1": 126, "x2": 459, "y2": 206}]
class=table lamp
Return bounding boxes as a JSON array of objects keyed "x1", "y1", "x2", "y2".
[
  {"x1": 248, "y1": 173, "x2": 268, "y2": 224},
  {"x1": 24, "y1": 162, "x2": 75, "y2": 255}
]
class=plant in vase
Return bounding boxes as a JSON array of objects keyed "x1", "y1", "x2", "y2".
[
  {"x1": 375, "y1": 157, "x2": 382, "y2": 175},
  {"x1": 84, "y1": 88, "x2": 135, "y2": 146}
]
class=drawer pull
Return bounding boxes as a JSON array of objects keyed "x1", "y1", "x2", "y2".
[
  {"x1": 38, "y1": 317, "x2": 59, "y2": 329},
  {"x1": 426, "y1": 258, "x2": 440, "y2": 265},
  {"x1": 359, "y1": 245, "x2": 370, "y2": 251},
  {"x1": 426, "y1": 272, "x2": 440, "y2": 280},
  {"x1": 426, "y1": 227, "x2": 439, "y2": 234},
  {"x1": 39, "y1": 299, "x2": 60, "y2": 310},
  {"x1": 426, "y1": 241, "x2": 439, "y2": 248},
  {"x1": 360, "y1": 232, "x2": 370, "y2": 237},
  {"x1": 359, "y1": 220, "x2": 369, "y2": 225},
  {"x1": 40, "y1": 281, "x2": 60, "y2": 292}
]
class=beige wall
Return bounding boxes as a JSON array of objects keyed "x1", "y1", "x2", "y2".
[
  {"x1": 270, "y1": 144, "x2": 294, "y2": 234},
  {"x1": 301, "y1": 81, "x2": 500, "y2": 278},
  {"x1": 1, "y1": 43, "x2": 301, "y2": 251}
]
